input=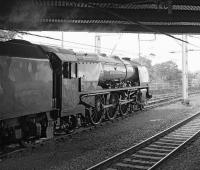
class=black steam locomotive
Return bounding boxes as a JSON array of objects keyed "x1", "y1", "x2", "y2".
[{"x1": 0, "y1": 39, "x2": 151, "y2": 145}]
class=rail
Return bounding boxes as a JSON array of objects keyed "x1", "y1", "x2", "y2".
[{"x1": 87, "y1": 111, "x2": 200, "y2": 170}]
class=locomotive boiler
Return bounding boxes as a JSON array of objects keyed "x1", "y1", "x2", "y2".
[{"x1": 0, "y1": 39, "x2": 151, "y2": 146}]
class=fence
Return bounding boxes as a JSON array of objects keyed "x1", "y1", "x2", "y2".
[{"x1": 149, "y1": 81, "x2": 200, "y2": 95}]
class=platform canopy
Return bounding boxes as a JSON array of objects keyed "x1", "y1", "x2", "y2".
[{"x1": 1, "y1": 0, "x2": 200, "y2": 33}]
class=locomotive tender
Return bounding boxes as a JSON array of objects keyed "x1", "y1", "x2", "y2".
[{"x1": 0, "y1": 39, "x2": 151, "y2": 145}]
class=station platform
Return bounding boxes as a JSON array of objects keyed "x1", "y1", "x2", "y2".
[{"x1": 1, "y1": 94, "x2": 200, "y2": 170}]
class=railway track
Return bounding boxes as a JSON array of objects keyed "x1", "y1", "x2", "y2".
[
  {"x1": 0, "y1": 92, "x2": 198, "y2": 162},
  {"x1": 148, "y1": 90, "x2": 200, "y2": 106},
  {"x1": 87, "y1": 111, "x2": 200, "y2": 170}
]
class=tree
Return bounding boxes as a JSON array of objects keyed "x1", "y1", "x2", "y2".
[
  {"x1": 133, "y1": 56, "x2": 152, "y2": 68},
  {"x1": 152, "y1": 61, "x2": 182, "y2": 83}
]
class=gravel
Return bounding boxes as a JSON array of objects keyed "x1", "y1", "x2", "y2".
[{"x1": 1, "y1": 94, "x2": 200, "y2": 170}]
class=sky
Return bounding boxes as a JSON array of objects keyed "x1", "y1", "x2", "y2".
[{"x1": 19, "y1": 31, "x2": 200, "y2": 72}]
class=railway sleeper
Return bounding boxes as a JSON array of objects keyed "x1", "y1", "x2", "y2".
[
  {"x1": 162, "y1": 136, "x2": 189, "y2": 141},
  {"x1": 137, "y1": 150, "x2": 168, "y2": 157},
  {"x1": 171, "y1": 132, "x2": 196, "y2": 136},
  {"x1": 115, "y1": 162, "x2": 151, "y2": 170},
  {"x1": 153, "y1": 141, "x2": 180, "y2": 147},
  {"x1": 142, "y1": 146, "x2": 172, "y2": 153},
  {"x1": 167, "y1": 134, "x2": 193, "y2": 138},
  {"x1": 158, "y1": 138, "x2": 184, "y2": 144},
  {"x1": 131, "y1": 153, "x2": 163, "y2": 161},
  {"x1": 122, "y1": 158, "x2": 156, "y2": 168}
]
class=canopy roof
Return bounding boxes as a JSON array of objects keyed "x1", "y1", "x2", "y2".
[{"x1": 1, "y1": 0, "x2": 200, "y2": 33}]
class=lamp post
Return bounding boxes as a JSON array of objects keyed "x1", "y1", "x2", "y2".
[
  {"x1": 95, "y1": 33, "x2": 101, "y2": 54},
  {"x1": 138, "y1": 33, "x2": 141, "y2": 63}
]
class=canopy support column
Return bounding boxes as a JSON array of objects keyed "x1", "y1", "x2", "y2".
[{"x1": 182, "y1": 34, "x2": 189, "y2": 105}]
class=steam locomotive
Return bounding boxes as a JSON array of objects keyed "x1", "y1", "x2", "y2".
[{"x1": 0, "y1": 39, "x2": 151, "y2": 145}]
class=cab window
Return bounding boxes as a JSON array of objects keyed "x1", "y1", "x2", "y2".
[{"x1": 63, "y1": 62, "x2": 77, "y2": 79}]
